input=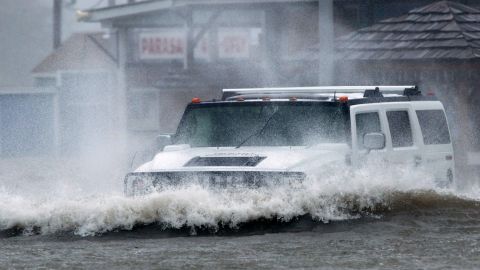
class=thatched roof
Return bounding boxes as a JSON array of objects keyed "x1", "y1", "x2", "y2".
[{"x1": 336, "y1": 1, "x2": 480, "y2": 60}]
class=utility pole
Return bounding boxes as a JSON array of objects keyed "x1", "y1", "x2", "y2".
[
  {"x1": 53, "y1": 0, "x2": 62, "y2": 49},
  {"x1": 184, "y1": 8, "x2": 194, "y2": 70},
  {"x1": 116, "y1": 28, "x2": 129, "y2": 167},
  {"x1": 318, "y1": 0, "x2": 335, "y2": 85},
  {"x1": 263, "y1": 6, "x2": 282, "y2": 86}
]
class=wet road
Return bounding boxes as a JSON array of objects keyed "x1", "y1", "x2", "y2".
[{"x1": 2, "y1": 203, "x2": 480, "y2": 269}]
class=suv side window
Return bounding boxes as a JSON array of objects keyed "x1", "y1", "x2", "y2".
[
  {"x1": 356, "y1": 112, "x2": 381, "y2": 149},
  {"x1": 386, "y1": 111, "x2": 413, "y2": 148},
  {"x1": 416, "y1": 110, "x2": 451, "y2": 145}
]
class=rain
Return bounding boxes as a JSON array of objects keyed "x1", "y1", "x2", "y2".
[{"x1": 0, "y1": 0, "x2": 480, "y2": 269}]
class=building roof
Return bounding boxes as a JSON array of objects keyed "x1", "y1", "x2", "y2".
[
  {"x1": 0, "y1": 87, "x2": 56, "y2": 95},
  {"x1": 336, "y1": 0, "x2": 480, "y2": 60},
  {"x1": 33, "y1": 32, "x2": 117, "y2": 74},
  {"x1": 79, "y1": 0, "x2": 316, "y2": 22}
]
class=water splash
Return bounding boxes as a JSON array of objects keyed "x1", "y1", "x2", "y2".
[{"x1": 0, "y1": 161, "x2": 478, "y2": 237}]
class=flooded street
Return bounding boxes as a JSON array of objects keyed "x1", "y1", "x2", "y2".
[
  {"x1": 2, "y1": 200, "x2": 480, "y2": 269},
  {"x1": 1, "y1": 159, "x2": 479, "y2": 269}
]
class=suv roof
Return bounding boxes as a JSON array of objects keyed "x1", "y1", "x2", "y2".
[{"x1": 219, "y1": 85, "x2": 437, "y2": 105}]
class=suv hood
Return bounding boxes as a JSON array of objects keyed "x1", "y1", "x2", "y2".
[{"x1": 135, "y1": 144, "x2": 350, "y2": 173}]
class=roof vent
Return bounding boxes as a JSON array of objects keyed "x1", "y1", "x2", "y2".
[
  {"x1": 184, "y1": 156, "x2": 266, "y2": 167},
  {"x1": 363, "y1": 87, "x2": 383, "y2": 98},
  {"x1": 403, "y1": 86, "x2": 421, "y2": 96}
]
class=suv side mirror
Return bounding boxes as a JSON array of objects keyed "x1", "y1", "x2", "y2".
[
  {"x1": 363, "y1": 132, "x2": 385, "y2": 150},
  {"x1": 156, "y1": 134, "x2": 172, "y2": 151}
]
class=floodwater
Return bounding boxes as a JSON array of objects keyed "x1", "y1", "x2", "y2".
[{"x1": 1, "y1": 161, "x2": 479, "y2": 269}]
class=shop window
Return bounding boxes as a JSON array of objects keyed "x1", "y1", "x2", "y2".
[{"x1": 281, "y1": 6, "x2": 319, "y2": 58}]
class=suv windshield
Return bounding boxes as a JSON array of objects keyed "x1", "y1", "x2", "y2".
[{"x1": 174, "y1": 102, "x2": 349, "y2": 147}]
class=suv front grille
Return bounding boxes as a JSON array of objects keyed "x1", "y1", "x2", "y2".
[{"x1": 124, "y1": 171, "x2": 305, "y2": 196}]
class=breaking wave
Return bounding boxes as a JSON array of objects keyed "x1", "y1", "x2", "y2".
[{"x1": 0, "y1": 163, "x2": 479, "y2": 237}]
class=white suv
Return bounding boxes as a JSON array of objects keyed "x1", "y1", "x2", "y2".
[{"x1": 125, "y1": 86, "x2": 454, "y2": 196}]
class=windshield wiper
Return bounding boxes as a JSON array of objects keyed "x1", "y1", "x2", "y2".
[{"x1": 235, "y1": 109, "x2": 278, "y2": 148}]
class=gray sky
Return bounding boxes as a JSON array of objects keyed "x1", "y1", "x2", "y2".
[{"x1": 0, "y1": 0, "x2": 102, "y2": 88}]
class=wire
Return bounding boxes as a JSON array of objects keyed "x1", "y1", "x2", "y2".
[
  {"x1": 64, "y1": 0, "x2": 77, "y2": 8},
  {"x1": 88, "y1": 0, "x2": 106, "y2": 9}
]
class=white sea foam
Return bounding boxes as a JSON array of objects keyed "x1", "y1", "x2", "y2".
[{"x1": 0, "y1": 158, "x2": 470, "y2": 236}]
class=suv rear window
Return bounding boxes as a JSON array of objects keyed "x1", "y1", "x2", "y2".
[
  {"x1": 416, "y1": 110, "x2": 451, "y2": 145},
  {"x1": 387, "y1": 111, "x2": 413, "y2": 148}
]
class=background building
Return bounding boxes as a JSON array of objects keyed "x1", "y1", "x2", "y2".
[
  {"x1": 32, "y1": 33, "x2": 118, "y2": 157},
  {"x1": 0, "y1": 0, "x2": 100, "y2": 157}
]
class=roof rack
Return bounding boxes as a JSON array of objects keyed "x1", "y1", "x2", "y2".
[
  {"x1": 224, "y1": 86, "x2": 416, "y2": 94},
  {"x1": 222, "y1": 86, "x2": 419, "y2": 100}
]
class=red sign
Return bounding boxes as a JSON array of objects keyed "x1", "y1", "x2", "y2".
[
  {"x1": 140, "y1": 35, "x2": 185, "y2": 58},
  {"x1": 218, "y1": 28, "x2": 250, "y2": 59},
  {"x1": 138, "y1": 28, "x2": 252, "y2": 60},
  {"x1": 139, "y1": 30, "x2": 209, "y2": 60}
]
